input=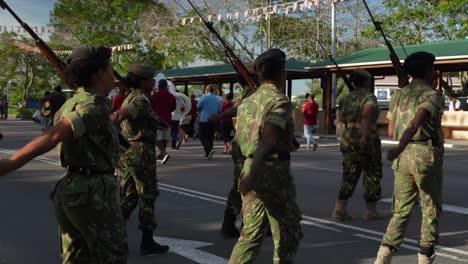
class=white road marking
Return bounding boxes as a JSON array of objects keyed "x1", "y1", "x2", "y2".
[
  {"x1": 301, "y1": 240, "x2": 356, "y2": 248},
  {"x1": 2, "y1": 147, "x2": 468, "y2": 261},
  {"x1": 381, "y1": 197, "x2": 468, "y2": 215},
  {"x1": 155, "y1": 236, "x2": 228, "y2": 264},
  {"x1": 296, "y1": 164, "x2": 342, "y2": 173},
  {"x1": 159, "y1": 183, "x2": 228, "y2": 201},
  {"x1": 301, "y1": 220, "x2": 342, "y2": 232},
  {"x1": 440, "y1": 230, "x2": 468, "y2": 237},
  {"x1": 353, "y1": 233, "x2": 468, "y2": 262},
  {"x1": 159, "y1": 186, "x2": 226, "y2": 205}
]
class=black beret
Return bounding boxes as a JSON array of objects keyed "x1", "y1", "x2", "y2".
[
  {"x1": 254, "y1": 48, "x2": 286, "y2": 71},
  {"x1": 350, "y1": 69, "x2": 371, "y2": 81},
  {"x1": 66, "y1": 46, "x2": 111, "y2": 64},
  {"x1": 404, "y1": 51, "x2": 436, "y2": 67},
  {"x1": 128, "y1": 64, "x2": 156, "y2": 79}
]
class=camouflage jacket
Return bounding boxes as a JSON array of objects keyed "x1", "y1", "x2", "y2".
[
  {"x1": 55, "y1": 87, "x2": 120, "y2": 171},
  {"x1": 386, "y1": 78, "x2": 442, "y2": 142},
  {"x1": 338, "y1": 87, "x2": 379, "y2": 127},
  {"x1": 121, "y1": 89, "x2": 163, "y2": 144},
  {"x1": 236, "y1": 83, "x2": 294, "y2": 175}
]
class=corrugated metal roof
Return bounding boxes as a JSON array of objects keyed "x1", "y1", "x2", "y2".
[
  {"x1": 306, "y1": 39, "x2": 468, "y2": 70},
  {"x1": 161, "y1": 58, "x2": 312, "y2": 79}
]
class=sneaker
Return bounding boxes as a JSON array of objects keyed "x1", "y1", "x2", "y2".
[
  {"x1": 175, "y1": 141, "x2": 182, "y2": 150},
  {"x1": 161, "y1": 154, "x2": 170, "y2": 164},
  {"x1": 207, "y1": 150, "x2": 214, "y2": 160},
  {"x1": 156, "y1": 153, "x2": 164, "y2": 161},
  {"x1": 313, "y1": 144, "x2": 318, "y2": 151}
]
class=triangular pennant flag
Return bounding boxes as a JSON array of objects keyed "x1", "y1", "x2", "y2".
[
  {"x1": 190, "y1": 17, "x2": 195, "y2": 24},
  {"x1": 226, "y1": 13, "x2": 231, "y2": 20},
  {"x1": 207, "y1": 15, "x2": 212, "y2": 22},
  {"x1": 235, "y1": 12, "x2": 240, "y2": 19},
  {"x1": 181, "y1": 18, "x2": 187, "y2": 26},
  {"x1": 244, "y1": 10, "x2": 249, "y2": 19},
  {"x1": 263, "y1": 7, "x2": 268, "y2": 14},
  {"x1": 217, "y1": 14, "x2": 221, "y2": 21},
  {"x1": 293, "y1": 2, "x2": 298, "y2": 12}
]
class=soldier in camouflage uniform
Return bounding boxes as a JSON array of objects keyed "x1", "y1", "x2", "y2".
[
  {"x1": 332, "y1": 69, "x2": 384, "y2": 221},
  {"x1": 113, "y1": 64, "x2": 170, "y2": 255},
  {"x1": 374, "y1": 52, "x2": 443, "y2": 264},
  {"x1": 218, "y1": 87, "x2": 255, "y2": 238},
  {"x1": 229, "y1": 49, "x2": 303, "y2": 264},
  {"x1": 0, "y1": 46, "x2": 129, "y2": 263}
]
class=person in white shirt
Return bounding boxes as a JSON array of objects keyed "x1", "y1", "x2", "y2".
[{"x1": 449, "y1": 95, "x2": 461, "y2": 111}]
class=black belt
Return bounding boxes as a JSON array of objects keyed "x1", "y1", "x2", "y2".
[
  {"x1": 409, "y1": 139, "x2": 437, "y2": 146},
  {"x1": 66, "y1": 166, "x2": 115, "y2": 176},
  {"x1": 264, "y1": 152, "x2": 290, "y2": 162}
]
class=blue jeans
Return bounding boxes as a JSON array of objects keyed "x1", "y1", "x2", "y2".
[{"x1": 304, "y1": 124, "x2": 317, "y2": 147}]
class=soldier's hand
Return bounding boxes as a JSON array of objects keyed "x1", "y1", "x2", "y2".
[
  {"x1": 387, "y1": 147, "x2": 402, "y2": 161},
  {"x1": 239, "y1": 177, "x2": 253, "y2": 195},
  {"x1": 208, "y1": 113, "x2": 221, "y2": 123},
  {"x1": 0, "y1": 158, "x2": 15, "y2": 176}
]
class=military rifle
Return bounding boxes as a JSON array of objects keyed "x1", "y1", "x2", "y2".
[
  {"x1": 316, "y1": 41, "x2": 356, "y2": 92},
  {"x1": 0, "y1": 0, "x2": 125, "y2": 84},
  {"x1": 362, "y1": 0, "x2": 409, "y2": 88},
  {"x1": 186, "y1": 0, "x2": 258, "y2": 91},
  {"x1": 0, "y1": 0, "x2": 131, "y2": 148},
  {"x1": 0, "y1": 0, "x2": 66, "y2": 78}
]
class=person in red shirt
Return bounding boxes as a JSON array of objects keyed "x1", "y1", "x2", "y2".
[
  {"x1": 151, "y1": 79, "x2": 176, "y2": 163},
  {"x1": 220, "y1": 93, "x2": 234, "y2": 154},
  {"x1": 111, "y1": 87, "x2": 127, "y2": 113},
  {"x1": 302, "y1": 93, "x2": 319, "y2": 151}
]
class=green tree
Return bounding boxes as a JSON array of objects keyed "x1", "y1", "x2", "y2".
[
  {"x1": 0, "y1": 33, "x2": 59, "y2": 108},
  {"x1": 49, "y1": 0, "x2": 168, "y2": 73},
  {"x1": 362, "y1": 0, "x2": 467, "y2": 44}
]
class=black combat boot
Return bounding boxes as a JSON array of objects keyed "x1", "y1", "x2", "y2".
[
  {"x1": 220, "y1": 213, "x2": 240, "y2": 239},
  {"x1": 140, "y1": 230, "x2": 170, "y2": 256}
]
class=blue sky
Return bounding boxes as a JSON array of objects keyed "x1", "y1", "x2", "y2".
[
  {"x1": 0, "y1": 0, "x2": 311, "y2": 96},
  {"x1": 0, "y1": 0, "x2": 55, "y2": 27}
]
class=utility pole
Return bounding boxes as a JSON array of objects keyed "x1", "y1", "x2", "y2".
[
  {"x1": 331, "y1": 0, "x2": 337, "y2": 111},
  {"x1": 266, "y1": 0, "x2": 272, "y2": 49}
]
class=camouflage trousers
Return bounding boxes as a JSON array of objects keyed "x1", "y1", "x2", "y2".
[
  {"x1": 338, "y1": 132, "x2": 383, "y2": 202},
  {"x1": 119, "y1": 141, "x2": 159, "y2": 231},
  {"x1": 52, "y1": 172, "x2": 128, "y2": 264},
  {"x1": 382, "y1": 144, "x2": 443, "y2": 250},
  {"x1": 229, "y1": 159, "x2": 303, "y2": 264},
  {"x1": 224, "y1": 149, "x2": 244, "y2": 218}
]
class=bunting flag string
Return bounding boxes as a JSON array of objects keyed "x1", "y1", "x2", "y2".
[
  {"x1": 0, "y1": 35, "x2": 140, "y2": 55},
  {"x1": 0, "y1": 0, "x2": 347, "y2": 36}
]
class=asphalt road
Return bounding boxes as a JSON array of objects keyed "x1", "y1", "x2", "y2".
[{"x1": 1, "y1": 120, "x2": 468, "y2": 264}]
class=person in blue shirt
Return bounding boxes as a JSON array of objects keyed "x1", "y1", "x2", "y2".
[{"x1": 197, "y1": 85, "x2": 222, "y2": 159}]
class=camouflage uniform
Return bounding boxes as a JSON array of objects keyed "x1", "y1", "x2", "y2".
[
  {"x1": 52, "y1": 87, "x2": 128, "y2": 263},
  {"x1": 381, "y1": 79, "x2": 443, "y2": 250},
  {"x1": 229, "y1": 83, "x2": 303, "y2": 264},
  {"x1": 337, "y1": 87, "x2": 383, "y2": 202},
  {"x1": 119, "y1": 88, "x2": 160, "y2": 232},
  {"x1": 224, "y1": 89, "x2": 254, "y2": 221}
]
